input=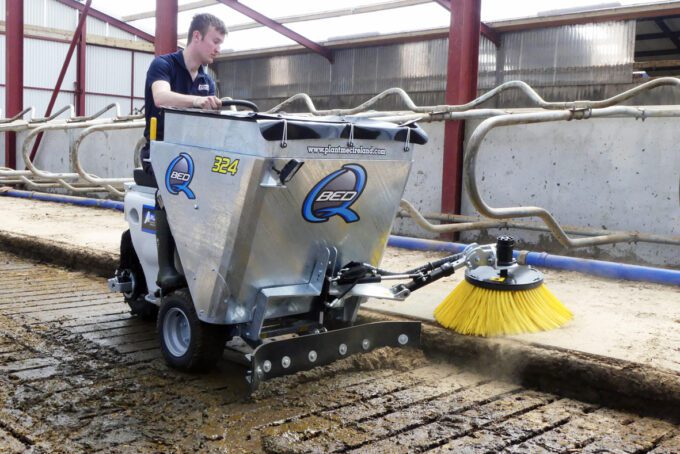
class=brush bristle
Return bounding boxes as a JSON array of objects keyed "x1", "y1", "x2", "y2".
[{"x1": 434, "y1": 280, "x2": 572, "y2": 337}]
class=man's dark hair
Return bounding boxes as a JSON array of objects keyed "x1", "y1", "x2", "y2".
[{"x1": 187, "y1": 13, "x2": 227, "y2": 44}]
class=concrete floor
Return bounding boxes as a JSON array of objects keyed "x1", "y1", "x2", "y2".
[
  {"x1": 1, "y1": 252, "x2": 676, "y2": 452},
  {"x1": 374, "y1": 248, "x2": 680, "y2": 374},
  {"x1": 0, "y1": 195, "x2": 678, "y2": 375}
]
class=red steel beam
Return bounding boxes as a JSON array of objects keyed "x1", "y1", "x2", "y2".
[
  {"x1": 441, "y1": 0, "x2": 481, "y2": 218},
  {"x1": 480, "y1": 22, "x2": 500, "y2": 47},
  {"x1": 432, "y1": 0, "x2": 499, "y2": 47},
  {"x1": 5, "y1": 0, "x2": 23, "y2": 170},
  {"x1": 216, "y1": 0, "x2": 334, "y2": 62},
  {"x1": 29, "y1": 0, "x2": 92, "y2": 164},
  {"x1": 156, "y1": 0, "x2": 178, "y2": 56},
  {"x1": 130, "y1": 51, "x2": 136, "y2": 114},
  {"x1": 54, "y1": 0, "x2": 155, "y2": 43},
  {"x1": 75, "y1": 17, "x2": 87, "y2": 116}
]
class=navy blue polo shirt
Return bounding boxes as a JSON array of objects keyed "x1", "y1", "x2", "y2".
[{"x1": 143, "y1": 51, "x2": 216, "y2": 141}]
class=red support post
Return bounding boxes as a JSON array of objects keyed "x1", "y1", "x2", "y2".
[
  {"x1": 432, "y1": 0, "x2": 499, "y2": 47},
  {"x1": 5, "y1": 0, "x2": 24, "y2": 170},
  {"x1": 156, "y1": 0, "x2": 178, "y2": 56},
  {"x1": 130, "y1": 51, "x2": 135, "y2": 114},
  {"x1": 75, "y1": 14, "x2": 87, "y2": 116},
  {"x1": 441, "y1": 0, "x2": 481, "y2": 217}
]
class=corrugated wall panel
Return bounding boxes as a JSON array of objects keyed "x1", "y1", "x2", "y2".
[
  {"x1": 85, "y1": 17, "x2": 136, "y2": 40},
  {"x1": 86, "y1": 45, "x2": 132, "y2": 97},
  {"x1": 130, "y1": 97, "x2": 144, "y2": 114},
  {"x1": 21, "y1": 1, "x2": 140, "y2": 38},
  {"x1": 24, "y1": 38, "x2": 76, "y2": 89},
  {"x1": 106, "y1": 23, "x2": 137, "y2": 41},
  {"x1": 24, "y1": 89, "x2": 73, "y2": 119},
  {"x1": 86, "y1": 16, "x2": 108, "y2": 36},
  {"x1": 375, "y1": 45, "x2": 404, "y2": 93},
  {"x1": 85, "y1": 94, "x2": 130, "y2": 117},
  {"x1": 266, "y1": 56, "x2": 295, "y2": 99},
  {"x1": 303, "y1": 54, "x2": 332, "y2": 97},
  {"x1": 331, "y1": 48, "x2": 358, "y2": 96},
  {"x1": 0, "y1": 87, "x2": 4, "y2": 166},
  {"x1": 0, "y1": 34, "x2": 4, "y2": 85},
  {"x1": 500, "y1": 21, "x2": 635, "y2": 86},
  {"x1": 217, "y1": 21, "x2": 635, "y2": 107},
  {"x1": 217, "y1": 39, "x2": 452, "y2": 104},
  {"x1": 24, "y1": 0, "x2": 46, "y2": 27},
  {"x1": 44, "y1": 0, "x2": 77, "y2": 30},
  {"x1": 478, "y1": 36, "x2": 497, "y2": 89},
  {"x1": 133, "y1": 52, "x2": 155, "y2": 99}
]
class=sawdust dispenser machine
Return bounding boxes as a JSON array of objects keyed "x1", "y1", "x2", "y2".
[{"x1": 109, "y1": 101, "x2": 556, "y2": 388}]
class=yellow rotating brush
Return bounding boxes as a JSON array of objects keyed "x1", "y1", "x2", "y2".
[{"x1": 435, "y1": 236, "x2": 572, "y2": 336}]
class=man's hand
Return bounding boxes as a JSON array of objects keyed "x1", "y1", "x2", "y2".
[
  {"x1": 192, "y1": 96, "x2": 222, "y2": 110},
  {"x1": 151, "y1": 81, "x2": 222, "y2": 110}
]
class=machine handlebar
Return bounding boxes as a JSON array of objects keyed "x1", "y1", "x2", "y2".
[{"x1": 220, "y1": 99, "x2": 259, "y2": 112}]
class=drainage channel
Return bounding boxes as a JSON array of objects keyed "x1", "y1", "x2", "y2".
[{"x1": 0, "y1": 251, "x2": 677, "y2": 453}]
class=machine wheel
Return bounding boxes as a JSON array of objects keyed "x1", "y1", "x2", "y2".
[
  {"x1": 120, "y1": 230, "x2": 157, "y2": 320},
  {"x1": 157, "y1": 289, "x2": 226, "y2": 371}
]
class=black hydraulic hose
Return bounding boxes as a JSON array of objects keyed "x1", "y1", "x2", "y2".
[
  {"x1": 403, "y1": 252, "x2": 464, "y2": 275},
  {"x1": 402, "y1": 262, "x2": 456, "y2": 293},
  {"x1": 373, "y1": 252, "x2": 464, "y2": 277}
]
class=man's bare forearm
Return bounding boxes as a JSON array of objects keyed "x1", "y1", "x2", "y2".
[{"x1": 153, "y1": 90, "x2": 197, "y2": 108}]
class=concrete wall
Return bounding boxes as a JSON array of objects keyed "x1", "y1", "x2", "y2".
[
  {"x1": 5, "y1": 114, "x2": 677, "y2": 267},
  {"x1": 394, "y1": 117, "x2": 680, "y2": 267}
]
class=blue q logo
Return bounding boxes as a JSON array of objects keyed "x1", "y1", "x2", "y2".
[
  {"x1": 302, "y1": 164, "x2": 367, "y2": 223},
  {"x1": 165, "y1": 153, "x2": 196, "y2": 199}
]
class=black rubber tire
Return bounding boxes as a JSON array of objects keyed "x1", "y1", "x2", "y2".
[
  {"x1": 127, "y1": 295, "x2": 159, "y2": 321},
  {"x1": 157, "y1": 289, "x2": 226, "y2": 371},
  {"x1": 120, "y1": 230, "x2": 157, "y2": 321}
]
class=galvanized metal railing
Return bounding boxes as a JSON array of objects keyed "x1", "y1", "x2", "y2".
[
  {"x1": 270, "y1": 77, "x2": 680, "y2": 249},
  {"x1": 0, "y1": 103, "x2": 143, "y2": 198},
  {"x1": 2, "y1": 79, "x2": 679, "y2": 249},
  {"x1": 461, "y1": 106, "x2": 679, "y2": 248},
  {"x1": 269, "y1": 77, "x2": 680, "y2": 118},
  {"x1": 70, "y1": 120, "x2": 145, "y2": 198}
]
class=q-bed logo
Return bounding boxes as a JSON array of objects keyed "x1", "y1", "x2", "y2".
[
  {"x1": 165, "y1": 152, "x2": 196, "y2": 199},
  {"x1": 302, "y1": 164, "x2": 366, "y2": 223}
]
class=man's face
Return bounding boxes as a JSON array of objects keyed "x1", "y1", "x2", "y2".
[{"x1": 194, "y1": 25, "x2": 224, "y2": 64}]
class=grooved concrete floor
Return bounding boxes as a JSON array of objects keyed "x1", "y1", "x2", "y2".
[
  {"x1": 0, "y1": 252, "x2": 677, "y2": 452},
  {"x1": 0, "y1": 196, "x2": 677, "y2": 373}
]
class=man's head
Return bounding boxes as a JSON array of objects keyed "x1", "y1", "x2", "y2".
[{"x1": 186, "y1": 13, "x2": 227, "y2": 65}]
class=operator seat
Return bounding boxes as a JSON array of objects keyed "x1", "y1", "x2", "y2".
[{"x1": 133, "y1": 168, "x2": 157, "y2": 188}]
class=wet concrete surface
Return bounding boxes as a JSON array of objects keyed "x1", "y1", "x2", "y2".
[{"x1": 0, "y1": 251, "x2": 678, "y2": 453}]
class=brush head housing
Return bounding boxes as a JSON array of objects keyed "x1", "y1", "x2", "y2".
[{"x1": 465, "y1": 265, "x2": 544, "y2": 291}]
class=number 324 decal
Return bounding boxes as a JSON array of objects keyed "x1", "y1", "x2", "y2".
[{"x1": 211, "y1": 156, "x2": 239, "y2": 176}]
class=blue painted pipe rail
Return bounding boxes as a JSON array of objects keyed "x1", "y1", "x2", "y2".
[
  {"x1": 1, "y1": 192, "x2": 677, "y2": 286},
  {"x1": 388, "y1": 235, "x2": 680, "y2": 286},
  {"x1": 0, "y1": 189, "x2": 123, "y2": 211}
]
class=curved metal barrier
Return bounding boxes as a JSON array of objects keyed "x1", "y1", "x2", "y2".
[
  {"x1": 1, "y1": 103, "x2": 143, "y2": 197},
  {"x1": 71, "y1": 120, "x2": 145, "y2": 198},
  {"x1": 462, "y1": 107, "x2": 680, "y2": 248},
  {"x1": 0, "y1": 79, "x2": 678, "y2": 250},
  {"x1": 268, "y1": 77, "x2": 680, "y2": 119}
]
